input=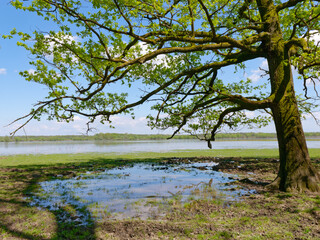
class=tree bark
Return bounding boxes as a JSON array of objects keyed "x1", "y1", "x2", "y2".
[
  {"x1": 256, "y1": 0, "x2": 320, "y2": 192},
  {"x1": 267, "y1": 46, "x2": 320, "y2": 192},
  {"x1": 270, "y1": 83, "x2": 320, "y2": 192},
  {"x1": 268, "y1": 38, "x2": 320, "y2": 192}
]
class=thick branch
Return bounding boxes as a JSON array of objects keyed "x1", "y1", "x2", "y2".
[
  {"x1": 208, "y1": 106, "x2": 245, "y2": 148},
  {"x1": 276, "y1": 0, "x2": 305, "y2": 11}
]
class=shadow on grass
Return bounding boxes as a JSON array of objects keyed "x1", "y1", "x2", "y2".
[
  {"x1": 0, "y1": 158, "x2": 153, "y2": 240},
  {"x1": 2, "y1": 155, "x2": 317, "y2": 239},
  {"x1": 0, "y1": 198, "x2": 96, "y2": 240},
  {"x1": 0, "y1": 156, "x2": 166, "y2": 239}
]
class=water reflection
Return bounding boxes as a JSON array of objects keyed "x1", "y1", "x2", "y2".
[
  {"x1": 0, "y1": 139, "x2": 280, "y2": 155},
  {"x1": 2, "y1": 139, "x2": 320, "y2": 156},
  {"x1": 29, "y1": 161, "x2": 255, "y2": 224}
]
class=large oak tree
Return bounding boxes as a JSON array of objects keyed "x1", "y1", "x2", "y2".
[{"x1": 7, "y1": 0, "x2": 320, "y2": 191}]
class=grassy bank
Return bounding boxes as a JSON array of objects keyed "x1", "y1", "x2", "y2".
[
  {"x1": 0, "y1": 149, "x2": 319, "y2": 239},
  {"x1": 2, "y1": 148, "x2": 320, "y2": 167}
]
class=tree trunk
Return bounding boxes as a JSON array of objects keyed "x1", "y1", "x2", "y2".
[
  {"x1": 267, "y1": 38, "x2": 320, "y2": 192},
  {"x1": 270, "y1": 87, "x2": 320, "y2": 192},
  {"x1": 256, "y1": 0, "x2": 320, "y2": 192}
]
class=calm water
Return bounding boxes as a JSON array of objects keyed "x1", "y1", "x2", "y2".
[
  {"x1": 1, "y1": 139, "x2": 319, "y2": 155},
  {"x1": 29, "y1": 161, "x2": 255, "y2": 223}
]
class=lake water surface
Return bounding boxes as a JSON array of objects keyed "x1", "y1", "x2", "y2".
[{"x1": 1, "y1": 139, "x2": 319, "y2": 155}]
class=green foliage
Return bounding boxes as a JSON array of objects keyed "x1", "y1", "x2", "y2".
[
  {"x1": 4, "y1": 0, "x2": 320, "y2": 141},
  {"x1": 148, "y1": 78, "x2": 272, "y2": 139}
]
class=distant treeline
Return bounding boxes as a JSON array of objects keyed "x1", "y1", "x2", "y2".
[
  {"x1": 0, "y1": 133, "x2": 192, "y2": 142},
  {"x1": 1, "y1": 132, "x2": 320, "y2": 142}
]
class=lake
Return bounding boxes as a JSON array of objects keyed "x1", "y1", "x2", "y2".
[{"x1": 1, "y1": 139, "x2": 319, "y2": 155}]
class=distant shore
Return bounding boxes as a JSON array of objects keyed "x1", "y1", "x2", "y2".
[{"x1": 1, "y1": 132, "x2": 320, "y2": 142}]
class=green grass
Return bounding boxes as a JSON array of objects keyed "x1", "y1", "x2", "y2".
[
  {"x1": 0, "y1": 149, "x2": 280, "y2": 167},
  {"x1": 0, "y1": 148, "x2": 319, "y2": 239},
  {"x1": 1, "y1": 148, "x2": 320, "y2": 167}
]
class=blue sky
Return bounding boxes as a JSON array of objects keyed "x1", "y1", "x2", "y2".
[{"x1": 0, "y1": 1, "x2": 319, "y2": 136}]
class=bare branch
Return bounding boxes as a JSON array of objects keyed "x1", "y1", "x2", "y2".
[{"x1": 197, "y1": 0, "x2": 216, "y2": 36}]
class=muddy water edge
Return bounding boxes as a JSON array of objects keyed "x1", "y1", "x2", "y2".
[
  {"x1": 0, "y1": 156, "x2": 319, "y2": 239},
  {"x1": 28, "y1": 159, "x2": 256, "y2": 224}
]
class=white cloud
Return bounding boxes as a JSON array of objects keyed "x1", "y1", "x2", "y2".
[
  {"x1": 305, "y1": 77, "x2": 320, "y2": 86},
  {"x1": 302, "y1": 30, "x2": 320, "y2": 86},
  {"x1": 27, "y1": 69, "x2": 36, "y2": 75},
  {"x1": 139, "y1": 43, "x2": 167, "y2": 63},
  {"x1": 120, "y1": 42, "x2": 169, "y2": 67},
  {"x1": 301, "y1": 111, "x2": 320, "y2": 132},
  {"x1": 244, "y1": 111, "x2": 255, "y2": 118},
  {"x1": 2, "y1": 111, "x2": 319, "y2": 136},
  {"x1": 110, "y1": 115, "x2": 148, "y2": 128},
  {"x1": 43, "y1": 34, "x2": 80, "y2": 62},
  {"x1": 73, "y1": 116, "x2": 82, "y2": 121},
  {"x1": 310, "y1": 30, "x2": 320, "y2": 44},
  {"x1": 248, "y1": 69, "x2": 262, "y2": 82},
  {"x1": 0, "y1": 68, "x2": 7, "y2": 75},
  {"x1": 302, "y1": 111, "x2": 320, "y2": 120},
  {"x1": 314, "y1": 112, "x2": 320, "y2": 119},
  {"x1": 45, "y1": 34, "x2": 79, "y2": 47},
  {"x1": 248, "y1": 60, "x2": 268, "y2": 82},
  {"x1": 260, "y1": 60, "x2": 268, "y2": 69},
  {"x1": 1, "y1": 115, "x2": 159, "y2": 136}
]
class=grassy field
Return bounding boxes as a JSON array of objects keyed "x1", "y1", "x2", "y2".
[
  {"x1": 0, "y1": 149, "x2": 319, "y2": 239},
  {"x1": 0, "y1": 149, "x2": 281, "y2": 166},
  {"x1": 2, "y1": 148, "x2": 320, "y2": 167}
]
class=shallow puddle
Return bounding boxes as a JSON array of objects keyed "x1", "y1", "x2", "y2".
[{"x1": 29, "y1": 161, "x2": 255, "y2": 225}]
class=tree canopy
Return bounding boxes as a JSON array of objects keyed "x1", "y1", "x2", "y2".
[
  {"x1": 6, "y1": 0, "x2": 318, "y2": 137},
  {"x1": 5, "y1": 0, "x2": 320, "y2": 191}
]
